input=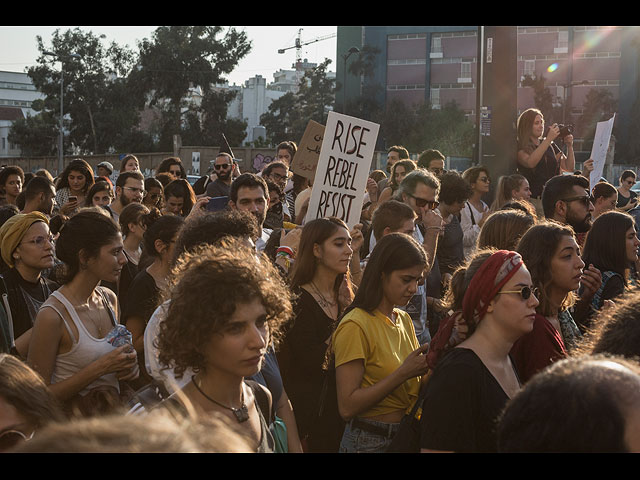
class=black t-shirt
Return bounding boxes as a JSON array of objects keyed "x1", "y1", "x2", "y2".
[
  {"x1": 517, "y1": 141, "x2": 561, "y2": 199},
  {"x1": 617, "y1": 189, "x2": 638, "y2": 208},
  {"x1": 420, "y1": 348, "x2": 514, "y2": 453},
  {"x1": 122, "y1": 269, "x2": 160, "y2": 326}
]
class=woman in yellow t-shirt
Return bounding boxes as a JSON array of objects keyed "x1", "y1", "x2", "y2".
[{"x1": 333, "y1": 233, "x2": 430, "y2": 453}]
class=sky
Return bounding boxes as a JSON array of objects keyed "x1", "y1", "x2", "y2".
[{"x1": 0, "y1": 25, "x2": 338, "y2": 86}]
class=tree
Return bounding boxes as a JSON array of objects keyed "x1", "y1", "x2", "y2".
[
  {"x1": 260, "y1": 59, "x2": 335, "y2": 145},
  {"x1": 129, "y1": 26, "x2": 251, "y2": 150},
  {"x1": 27, "y1": 28, "x2": 143, "y2": 154},
  {"x1": 8, "y1": 108, "x2": 59, "y2": 157},
  {"x1": 578, "y1": 88, "x2": 617, "y2": 151},
  {"x1": 521, "y1": 74, "x2": 563, "y2": 124}
]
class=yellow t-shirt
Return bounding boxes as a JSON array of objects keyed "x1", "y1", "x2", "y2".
[{"x1": 333, "y1": 307, "x2": 421, "y2": 418}]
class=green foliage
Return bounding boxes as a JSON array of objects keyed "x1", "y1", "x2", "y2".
[
  {"x1": 8, "y1": 112, "x2": 59, "y2": 157},
  {"x1": 14, "y1": 26, "x2": 251, "y2": 156},
  {"x1": 130, "y1": 26, "x2": 251, "y2": 149},
  {"x1": 260, "y1": 59, "x2": 335, "y2": 145},
  {"x1": 379, "y1": 99, "x2": 474, "y2": 157},
  {"x1": 26, "y1": 27, "x2": 142, "y2": 154},
  {"x1": 578, "y1": 88, "x2": 617, "y2": 150}
]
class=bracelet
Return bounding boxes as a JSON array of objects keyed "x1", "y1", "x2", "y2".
[{"x1": 276, "y1": 246, "x2": 295, "y2": 258}]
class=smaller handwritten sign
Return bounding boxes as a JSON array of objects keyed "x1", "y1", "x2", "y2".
[{"x1": 292, "y1": 120, "x2": 325, "y2": 182}]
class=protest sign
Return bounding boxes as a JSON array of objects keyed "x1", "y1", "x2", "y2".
[
  {"x1": 589, "y1": 113, "x2": 616, "y2": 189},
  {"x1": 305, "y1": 111, "x2": 380, "y2": 228},
  {"x1": 291, "y1": 120, "x2": 325, "y2": 182}
]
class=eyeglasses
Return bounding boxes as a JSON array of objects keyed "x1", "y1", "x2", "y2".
[
  {"x1": 409, "y1": 194, "x2": 439, "y2": 210},
  {"x1": 269, "y1": 172, "x2": 288, "y2": 182},
  {"x1": 124, "y1": 186, "x2": 147, "y2": 197},
  {"x1": 429, "y1": 168, "x2": 444, "y2": 175},
  {"x1": 0, "y1": 429, "x2": 34, "y2": 451},
  {"x1": 20, "y1": 234, "x2": 54, "y2": 248},
  {"x1": 497, "y1": 286, "x2": 540, "y2": 301},
  {"x1": 561, "y1": 195, "x2": 592, "y2": 207},
  {"x1": 214, "y1": 163, "x2": 232, "y2": 170}
]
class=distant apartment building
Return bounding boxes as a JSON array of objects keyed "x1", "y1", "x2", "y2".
[
  {"x1": 227, "y1": 61, "x2": 336, "y2": 144},
  {"x1": 0, "y1": 70, "x2": 44, "y2": 157},
  {"x1": 338, "y1": 26, "x2": 640, "y2": 157}
]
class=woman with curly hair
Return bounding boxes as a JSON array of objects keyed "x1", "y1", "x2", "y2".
[{"x1": 155, "y1": 238, "x2": 293, "y2": 453}]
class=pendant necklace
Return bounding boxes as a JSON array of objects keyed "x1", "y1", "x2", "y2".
[{"x1": 191, "y1": 376, "x2": 250, "y2": 423}]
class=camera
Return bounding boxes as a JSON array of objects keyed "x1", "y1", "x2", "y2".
[{"x1": 556, "y1": 124, "x2": 574, "y2": 138}]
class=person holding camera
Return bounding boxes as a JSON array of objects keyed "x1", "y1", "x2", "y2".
[{"x1": 516, "y1": 108, "x2": 575, "y2": 215}]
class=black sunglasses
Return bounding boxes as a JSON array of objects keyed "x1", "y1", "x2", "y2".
[
  {"x1": 409, "y1": 194, "x2": 439, "y2": 210},
  {"x1": 561, "y1": 195, "x2": 592, "y2": 207},
  {"x1": 214, "y1": 164, "x2": 232, "y2": 170},
  {"x1": 497, "y1": 286, "x2": 540, "y2": 301}
]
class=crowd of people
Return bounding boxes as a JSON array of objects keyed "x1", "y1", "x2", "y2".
[{"x1": 2, "y1": 115, "x2": 640, "y2": 454}]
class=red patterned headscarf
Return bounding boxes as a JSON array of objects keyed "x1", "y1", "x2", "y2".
[
  {"x1": 427, "y1": 250, "x2": 524, "y2": 370},
  {"x1": 461, "y1": 250, "x2": 524, "y2": 328}
]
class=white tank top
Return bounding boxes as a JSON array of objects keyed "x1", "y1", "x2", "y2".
[{"x1": 46, "y1": 287, "x2": 120, "y2": 396}]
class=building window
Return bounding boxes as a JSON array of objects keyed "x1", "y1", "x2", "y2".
[{"x1": 523, "y1": 59, "x2": 535, "y2": 78}]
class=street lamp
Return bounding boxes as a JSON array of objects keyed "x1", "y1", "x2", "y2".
[
  {"x1": 43, "y1": 51, "x2": 81, "y2": 175},
  {"x1": 342, "y1": 47, "x2": 360, "y2": 113}
]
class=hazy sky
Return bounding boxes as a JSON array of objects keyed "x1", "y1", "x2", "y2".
[{"x1": 0, "y1": 25, "x2": 338, "y2": 86}]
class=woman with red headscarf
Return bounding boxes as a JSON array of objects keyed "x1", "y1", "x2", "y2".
[{"x1": 419, "y1": 249, "x2": 539, "y2": 453}]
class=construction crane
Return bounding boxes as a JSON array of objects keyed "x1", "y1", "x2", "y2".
[{"x1": 278, "y1": 28, "x2": 337, "y2": 91}]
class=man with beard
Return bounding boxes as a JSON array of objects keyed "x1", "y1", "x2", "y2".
[
  {"x1": 262, "y1": 161, "x2": 291, "y2": 222},
  {"x1": 205, "y1": 153, "x2": 236, "y2": 198},
  {"x1": 541, "y1": 173, "x2": 603, "y2": 330},
  {"x1": 21, "y1": 176, "x2": 56, "y2": 217},
  {"x1": 108, "y1": 171, "x2": 145, "y2": 223},
  {"x1": 229, "y1": 173, "x2": 271, "y2": 251},
  {"x1": 542, "y1": 174, "x2": 594, "y2": 244}
]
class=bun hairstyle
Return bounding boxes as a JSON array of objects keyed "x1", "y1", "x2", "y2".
[
  {"x1": 142, "y1": 212, "x2": 184, "y2": 259},
  {"x1": 55, "y1": 208, "x2": 121, "y2": 283},
  {"x1": 443, "y1": 249, "x2": 496, "y2": 313}
]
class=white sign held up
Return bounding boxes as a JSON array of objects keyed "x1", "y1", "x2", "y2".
[
  {"x1": 305, "y1": 111, "x2": 380, "y2": 228},
  {"x1": 589, "y1": 113, "x2": 615, "y2": 189}
]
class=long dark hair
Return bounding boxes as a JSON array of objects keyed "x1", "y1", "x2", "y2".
[
  {"x1": 582, "y1": 211, "x2": 635, "y2": 286},
  {"x1": 290, "y1": 217, "x2": 353, "y2": 309},
  {"x1": 56, "y1": 159, "x2": 95, "y2": 193},
  {"x1": 344, "y1": 232, "x2": 426, "y2": 316}
]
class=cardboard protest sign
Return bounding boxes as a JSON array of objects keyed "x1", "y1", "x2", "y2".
[
  {"x1": 305, "y1": 111, "x2": 380, "y2": 228},
  {"x1": 291, "y1": 120, "x2": 325, "y2": 182},
  {"x1": 589, "y1": 113, "x2": 615, "y2": 189}
]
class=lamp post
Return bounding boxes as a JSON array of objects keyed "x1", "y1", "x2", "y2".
[
  {"x1": 43, "y1": 51, "x2": 81, "y2": 175},
  {"x1": 342, "y1": 47, "x2": 360, "y2": 114}
]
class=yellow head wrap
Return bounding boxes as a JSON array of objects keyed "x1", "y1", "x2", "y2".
[{"x1": 0, "y1": 212, "x2": 50, "y2": 268}]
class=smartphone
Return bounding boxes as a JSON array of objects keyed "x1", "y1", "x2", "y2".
[
  {"x1": 206, "y1": 196, "x2": 229, "y2": 212},
  {"x1": 68, "y1": 196, "x2": 78, "y2": 202}
]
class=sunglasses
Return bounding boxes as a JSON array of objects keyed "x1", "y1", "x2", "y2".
[
  {"x1": 497, "y1": 286, "x2": 540, "y2": 301},
  {"x1": 409, "y1": 194, "x2": 439, "y2": 210},
  {"x1": 561, "y1": 195, "x2": 592, "y2": 207},
  {"x1": 214, "y1": 163, "x2": 232, "y2": 170},
  {"x1": 0, "y1": 429, "x2": 34, "y2": 451}
]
